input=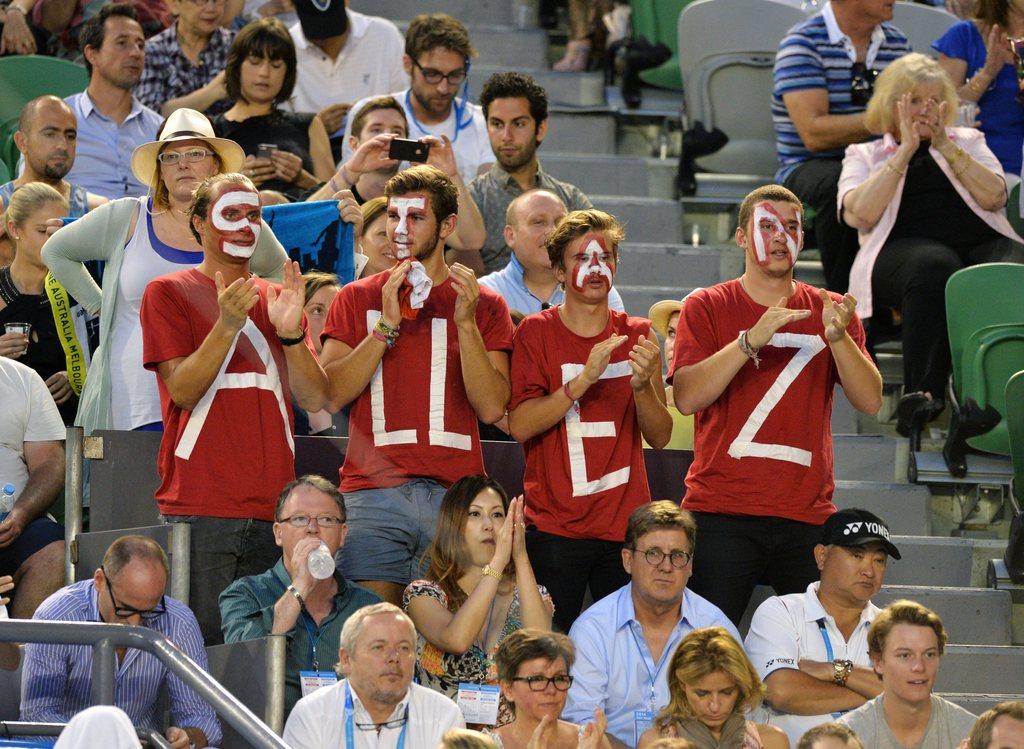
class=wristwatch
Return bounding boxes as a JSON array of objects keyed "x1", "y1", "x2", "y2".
[{"x1": 832, "y1": 659, "x2": 854, "y2": 686}]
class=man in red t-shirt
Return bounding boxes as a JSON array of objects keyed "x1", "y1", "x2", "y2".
[
  {"x1": 141, "y1": 172, "x2": 329, "y2": 643},
  {"x1": 320, "y1": 164, "x2": 513, "y2": 605},
  {"x1": 508, "y1": 209, "x2": 671, "y2": 631},
  {"x1": 669, "y1": 184, "x2": 883, "y2": 625}
]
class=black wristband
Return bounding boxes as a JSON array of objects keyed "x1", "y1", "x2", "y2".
[{"x1": 279, "y1": 331, "x2": 305, "y2": 346}]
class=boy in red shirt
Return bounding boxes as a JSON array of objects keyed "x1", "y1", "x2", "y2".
[
  {"x1": 142, "y1": 173, "x2": 328, "y2": 643},
  {"x1": 509, "y1": 209, "x2": 671, "y2": 631},
  {"x1": 320, "y1": 164, "x2": 513, "y2": 605},
  {"x1": 670, "y1": 184, "x2": 882, "y2": 624}
]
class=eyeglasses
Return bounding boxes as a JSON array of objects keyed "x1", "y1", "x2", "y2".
[
  {"x1": 101, "y1": 566, "x2": 167, "y2": 621},
  {"x1": 631, "y1": 547, "x2": 693, "y2": 569},
  {"x1": 181, "y1": 0, "x2": 225, "y2": 5},
  {"x1": 157, "y1": 148, "x2": 215, "y2": 166},
  {"x1": 412, "y1": 59, "x2": 468, "y2": 86},
  {"x1": 850, "y1": 63, "x2": 878, "y2": 107},
  {"x1": 355, "y1": 705, "x2": 409, "y2": 731},
  {"x1": 276, "y1": 515, "x2": 345, "y2": 528},
  {"x1": 511, "y1": 675, "x2": 574, "y2": 692}
]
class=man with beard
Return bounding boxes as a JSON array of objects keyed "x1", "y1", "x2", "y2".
[
  {"x1": 470, "y1": 72, "x2": 592, "y2": 274},
  {"x1": 64, "y1": 3, "x2": 163, "y2": 200},
  {"x1": 508, "y1": 209, "x2": 669, "y2": 631},
  {"x1": 140, "y1": 172, "x2": 329, "y2": 643},
  {"x1": 319, "y1": 164, "x2": 513, "y2": 606},
  {"x1": 342, "y1": 14, "x2": 492, "y2": 186},
  {"x1": 669, "y1": 184, "x2": 882, "y2": 626},
  {"x1": 0, "y1": 96, "x2": 107, "y2": 266}
]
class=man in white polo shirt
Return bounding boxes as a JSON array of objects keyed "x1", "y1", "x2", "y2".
[
  {"x1": 744, "y1": 508, "x2": 901, "y2": 746},
  {"x1": 289, "y1": 0, "x2": 408, "y2": 154}
]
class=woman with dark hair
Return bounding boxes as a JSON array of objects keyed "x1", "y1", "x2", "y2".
[
  {"x1": 213, "y1": 18, "x2": 334, "y2": 201},
  {"x1": 403, "y1": 475, "x2": 552, "y2": 725},
  {"x1": 638, "y1": 627, "x2": 788, "y2": 749},
  {"x1": 935, "y1": 0, "x2": 1024, "y2": 175}
]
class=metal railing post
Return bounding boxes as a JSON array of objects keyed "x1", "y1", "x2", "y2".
[
  {"x1": 169, "y1": 523, "x2": 191, "y2": 605},
  {"x1": 90, "y1": 637, "x2": 117, "y2": 705},
  {"x1": 64, "y1": 427, "x2": 85, "y2": 585},
  {"x1": 264, "y1": 634, "x2": 287, "y2": 734}
]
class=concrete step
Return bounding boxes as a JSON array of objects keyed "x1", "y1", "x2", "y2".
[
  {"x1": 875, "y1": 586, "x2": 1013, "y2": 646},
  {"x1": 615, "y1": 244, "x2": 722, "y2": 288},
  {"x1": 834, "y1": 434, "x2": 904, "y2": 484},
  {"x1": 936, "y1": 645, "x2": 1024, "y2": 692},
  {"x1": 618, "y1": 284, "x2": 694, "y2": 320},
  {"x1": 591, "y1": 195, "x2": 683, "y2": 244},
  {"x1": 350, "y1": 0, "x2": 522, "y2": 26},
  {"x1": 542, "y1": 154, "x2": 676, "y2": 200},
  {"x1": 943, "y1": 693, "x2": 1024, "y2": 716},
  {"x1": 696, "y1": 172, "x2": 773, "y2": 201},
  {"x1": 545, "y1": 113, "x2": 616, "y2": 155},
  {"x1": 833, "y1": 480, "x2": 931, "y2": 535},
  {"x1": 794, "y1": 258, "x2": 827, "y2": 288},
  {"x1": 469, "y1": 66, "x2": 606, "y2": 108},
  {"x1": 832, "y1": 386, "x2": 858, "y2": 434},
  {"x1": 468, "y1": 26, "x2": 549, "y2": 70},
  {"x1": 885, "y1": 536, "x2": 974, "y2": 587}
]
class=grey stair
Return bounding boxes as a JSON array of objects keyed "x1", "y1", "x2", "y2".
[
  {"x1": 695, "y1": 173, "x2": 773, "y2": 200},
  {"x1": 350, "y1": 0, "x2": 520, "y2": 26},
  {"x1": 936, "y1": 646, "x2": 1024, "y2": 692},
  {"x1": 541, "y1": 154, "x2": 676, "y2": 199},
  {"x1": 469, "y1": 67, "x2": 606, "y2": 108},
  {"x1": 544, "y1": 113, "x2": 616, "y2": 154},
  {"x1": 618, "y1": 285, "x2": 695, "y2": 319},
  {"x1": 942, "y1": 693, "x2": 1024, "y2": 715},
  {"x1": 591, "y1": 195, "x2": 683, "y2": 244},
  {"x1": 884, "y1": 536, "x2": 974, "y2": 587},
  {"x1": 794, "y1": 258, "x2": 827, "y2": 288},
  {"x1": 831, "y1": 386, "x2": 858, "y2": 434},
  {"x1": 833, "y1": 481, "x2": 931, "y2": 535},
  {"x1": 615, "y1": 244, "x2": 721, "y2": 288},
  {"x1": 834, "y1": 434, "x2": 902, "y2": 483},
  {"x1": 467, "y1": 26, "x2": 548, "y2": 69},
  {"x1": 874, "y1": 587, "x2": 1013, "y2": 646}
]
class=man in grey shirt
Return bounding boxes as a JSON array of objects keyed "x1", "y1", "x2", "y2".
[
  {"x1": 470, "y1": 71, "x2": 591, "y2": 274},
  {"x1": 838, "y1": 600, "x2": 976, "y2": 748}
]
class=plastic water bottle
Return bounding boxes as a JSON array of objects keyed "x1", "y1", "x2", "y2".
[
  {"x1": 307, "y1": 542, "x2": 335, "y2": 580},
  {"x1": 0, "y1": 484, "x2": 14, "y2": 523}
]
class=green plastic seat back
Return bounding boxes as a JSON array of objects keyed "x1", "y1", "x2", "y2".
[
  {"x1": 629, "y1": 0, "x2": 658, "y2": 40},
  {"x1": 0, "y1": 55, "x2": 89, "y2": 126},
  {"x1": 1007, "y1": 370, "x2": 1024, "y2": 503},
  {"x1": 960, "y1": 324, "x2": 1024, "y2": 454},
  {"x1": 946, "y1": 263, "x2": 1024, "y2": 398},
  {"x1": 639, "y1": 0, "x2": 692, "y2": 90}
]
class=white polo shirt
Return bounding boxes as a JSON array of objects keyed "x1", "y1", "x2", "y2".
[
  {"x1": 342, "y1": 89, "x2": 493, "y2": 184},
  {"x1": 743, "y1": 581, "x2": 880, "y2": 747},
  {"x1": 288, "y1": 11, "x2": 409, "y2": 118},
  {"x1": 283, "y1": 678, "x2": 465, "y2": 749}
]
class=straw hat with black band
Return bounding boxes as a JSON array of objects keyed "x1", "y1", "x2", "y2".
[{"x1": 130, "y1": 108, "x2": 245, "y2": 188}]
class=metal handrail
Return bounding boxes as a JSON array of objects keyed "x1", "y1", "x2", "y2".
[
  {"x1": 0, "y1": 620, "x2": 289, "y2": 749},
  {"x1": 0, "y1": 721, "x2": 173, "y2": 748}
]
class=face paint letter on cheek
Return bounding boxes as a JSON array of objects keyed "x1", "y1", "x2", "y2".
[
  {"x1": 210, "y1": 190, "x2": 261, "y2": 258},
  {"x1": 388, "y1": 196, "x2": 426, "y2": 260},
  {"x1": 571, "y1": 234, "x2": 614, "y2": 293},
  {"x1": 750, "y1": 203, "x2": 802, "y2": 268}
]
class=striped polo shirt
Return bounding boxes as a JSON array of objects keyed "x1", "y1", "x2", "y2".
[{"x1": 772, "y1": 3, "x2": 911, "y2": 182}]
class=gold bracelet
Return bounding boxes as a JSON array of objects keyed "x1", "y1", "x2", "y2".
[
  {"x1": 884, "y1": 159, "x2": 905, "y2": 177},
  {"x1": 481, "y1": 564, "x2": 503, "y2": 580}
]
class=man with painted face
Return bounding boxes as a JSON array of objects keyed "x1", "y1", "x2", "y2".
[
  {"x1": 670, "y1": 184, "x2": 882, "y2": 626},
  {"x1": 319, "y1": 164, "x2": 513, "y2": 606},
  {"x1": 140, "y1": 172, "x2": 329, "y2": 644},
  {"x1": 508, "y1": 209, "x2": 672, "y2": 632}
]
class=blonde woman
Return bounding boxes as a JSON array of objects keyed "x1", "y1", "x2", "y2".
[
  {"x1": 638, "y1": 627, "x2": 788, "y2": 749},
  {"x1": 838, "y1": 52, "x2": 1024, "y2": 439}
]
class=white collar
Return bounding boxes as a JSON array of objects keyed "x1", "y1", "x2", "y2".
[{"x1": 820, "y1": 1, "x2": 887, "y2": 66}]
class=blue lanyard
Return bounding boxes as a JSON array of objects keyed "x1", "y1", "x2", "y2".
[
  {"x1": 404, "y1": 88, "x2": 474, "y2": 143},
  {"x1": 345, "y1": 683, "x2": 408, "y2": 749},
  {"x1": 627, "y1": 623, "x2": 659, "y2": 711},
  {"x1": 817, "y1": 619, "x2": 843, "y2": 719},
  {"x1": 300, "y1": 610, "x2": 321, "y2": 672}
]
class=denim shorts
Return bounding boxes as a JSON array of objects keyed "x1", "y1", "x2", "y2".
[
  {"x1": 337, "y1": 479, "x2": 447, "y2": 585},
  {"x1": 0, "y1": 517, "x2": 64, "y2": 576}
]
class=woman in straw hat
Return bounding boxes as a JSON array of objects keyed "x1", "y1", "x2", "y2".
[{"x1": 42, "y1": 108, "x2": 287, "y2": 435}]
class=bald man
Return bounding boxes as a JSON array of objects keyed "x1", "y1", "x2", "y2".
[
  {"x1": 0, "y1": 95, "x2": 106, "y2": 264},
  {"x1": 480, "y1": 189, "x2": 624, "y2": 317}
]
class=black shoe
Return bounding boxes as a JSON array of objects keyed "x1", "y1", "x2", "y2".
[
  {"x1": 895, "y1": 392, "x2": 941, "y2": 439},
  {"x1": 942, "y1": 397, "x2": 1001, "y2": 477}
]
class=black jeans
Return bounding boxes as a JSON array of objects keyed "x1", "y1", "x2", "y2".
[
  {"x1": 871, "y1": 235, "x2": 1024, "y2": 398},
  {"x1": 784, "y1": 158, "x2": 861, "y2": 293},
  {"x1": 687, "y1": 512, "x2": 822, "y2": 625},
  {"x1": 525, "y1": 528, "x2": 630, "y2": 633}
]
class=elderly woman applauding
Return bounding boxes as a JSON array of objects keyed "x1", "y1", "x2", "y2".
[{"x1": 839, "y1": 52, "x2": 1024, "y2": 437}]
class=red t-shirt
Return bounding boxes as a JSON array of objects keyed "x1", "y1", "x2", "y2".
[
  {"x1": 322, "y1": 271, "x2": 513, "y2": 492},
  {"x1": 141, "y1": 269, "x2": 307, "y2": 521},
  {"x1": 510, "y1": 307, "x2": 652, "y2": 541},
  {"x1": 668, "y1": 280, "x2": 868, "y2": 523}
]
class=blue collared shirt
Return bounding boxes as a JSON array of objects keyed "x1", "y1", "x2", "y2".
[
  {"x1": 64, "y1": 91, "x2": 163, "y2": 200},
  {"x1": 563, "y1": 583, "x2": 739, "y2": 746},
  {"x1": 21, "y1": 580, "x2": 221, "y2": 745},
  {"x1": 479, "y1": 253, "x2": 625, "y2": 316}
]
